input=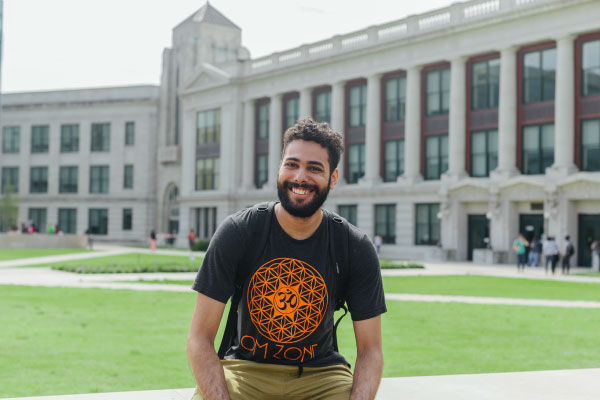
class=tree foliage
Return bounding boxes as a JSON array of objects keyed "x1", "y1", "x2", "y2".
[{"x1": 0, "y1": 187, "x2": 19, "y2": 232}]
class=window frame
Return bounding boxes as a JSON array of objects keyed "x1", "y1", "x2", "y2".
[
  {"x1": 415, "y1": 203, "x2": 441, "y2": 246},
  {"x1": 469, "y1": 129, "x2": 498, "y2": 177},
  {"x1": 375, "y1": 204, "x2": 396, "y2": 244},
  {"x1": 123, "y1": 165, "x2": 134, "y2": 189},
  {"x1": 31, "y1": 125, "x2": 49, "y2": 154},
  {"x1": 383, "y1": 139, "x2": 404, "y2": 182},
  {"x1": 122, "y1": 208, "x2": 133, "y2": 231},
  {"x1": 29, "y1": 166, "x2": 48, "y2": 194},
  {"x1": 59, "y1": 166, "x2": 78, "y2": 194},
  {"x1": 90, "y1": 123, "x2": 110, "y2": 152},
  {"x1": 2, "y1": 126, "x2": 20, "y2": 154},
  {"x1": 1, "y1": 167, "x2": 19, "y2": 194},
  {"x1": 424, "y1": 134, "x2": 449, "y2": 180},
  {"x1": 89, "y1": 165, "x2": 110, "y2": 194},
  {"x1": 60, "y1": 124, "x2": 80, "y2": 153},
  {"x1": 521, "y1": 123, "x2": 555, "y2": 175},
  {"x1": 88, "y1": 208, "x2": 108, "y2": 235},
  {"x1": 425, "y1": 68, "x2": 450, "y2": 116},
  {"x1": 58, "y1": 208, "x2": 77, "y2": 234}
]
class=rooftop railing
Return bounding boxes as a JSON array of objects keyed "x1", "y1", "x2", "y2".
[{"x1": 247, "y1": 0, "x2": 557, "y2": 73}]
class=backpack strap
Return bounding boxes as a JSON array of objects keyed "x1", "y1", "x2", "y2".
[
  {"x1": 217, "y1": 201, "x2": 275, "y2": 359},
  {"x1": 326, "y1": 210, "x2": 350, "y2": 353}
]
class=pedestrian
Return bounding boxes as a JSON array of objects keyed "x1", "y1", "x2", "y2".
[
  {"x1": 150, "y1": 229, "x2": 157, "y2": 251},
  {"x1": 513, "y1": 234, "x2": 529, "y2": 271},
  {"x1": 187, "y1": 118, "x2": 386, "y2": 400},
  {"x1": 543, "y1": 236, "x2": 560, "y2": 274},
  {"x1": 374, "y1": 234, "x2": 383, "y2": 255},
  {"x1": 591, "y1": 239, "x2": 599, "y2": 271},
  {"x1": 47, "y1": 224, "x2": 55, "y2": 234},
  {"x1": 188, "y1": 229, "x2": 197, "y2": 261},
  {"x1": 561, "y1": 235, "x2": 575, "y2": 274},
  {"x1": 527, "y1": 236, "x2": 542, "y2": 267}
]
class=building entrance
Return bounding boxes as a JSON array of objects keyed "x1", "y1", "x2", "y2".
[
  {"x1": 468, "y1": 214, "x2": 489, "y2": 261},
  {"x1": 578, "y1": 214, "x2": 600, "y2": 267},
  {"x1": 519, "y1": 214, "x2": 544, "y2": 253}
]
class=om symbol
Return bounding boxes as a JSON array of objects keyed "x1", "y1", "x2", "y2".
[{"x1": 275, "y1": 286, "x2": 299, "y2": 314}]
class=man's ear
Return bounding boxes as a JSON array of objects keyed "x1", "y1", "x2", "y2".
[{"x1": 329, "y1": 168, "x2": 339, "y2": 190}]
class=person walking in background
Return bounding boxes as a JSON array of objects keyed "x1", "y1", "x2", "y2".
[
  {"x1": 188, "y1": 229, "x2": 197, "y2": 261},
  {"x1": 543, "y1": 236, "x2": 560, "y2": 275},
  {"x1": 513, "y1": 234, "x2": 529, "y2": 272},
  {"x1": 374, "y1": 234, "x2": 383, "y2": 255},
  {"x1": 562, "y1": 235, "x2": 575, "y2": 274},
  {"x1": 150, "y1": 229, "x2": 157, "y2": 251},
  {"x1": 591, "y1": 239, "x2": 599, "y2": 271},
  {"x1": 527, "y1": 236, "x2": 542, "y2": 267}
]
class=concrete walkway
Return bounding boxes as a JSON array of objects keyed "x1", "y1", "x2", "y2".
[{"x1": 3, "y1": 368, "x2": 599, "y2": 400}]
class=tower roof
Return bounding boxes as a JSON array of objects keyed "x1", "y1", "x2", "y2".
[{"x1": 180, "y1": 2, "x2": 241, "y2": 30}]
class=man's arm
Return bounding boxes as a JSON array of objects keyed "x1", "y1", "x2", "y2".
[
  {"x1": 350, "y1": 316, "x2": 383, "y2": 400},
  {"x1": 187, "y1": 293, "x2": 229, "y2": 400}
]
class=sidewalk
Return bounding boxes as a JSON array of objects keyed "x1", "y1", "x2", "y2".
[{"x1": 3, "y1": 368, "x2": 599, "y2": 400}]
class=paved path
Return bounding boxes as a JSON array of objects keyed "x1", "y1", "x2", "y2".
[{"x1": 3, "y1": 368, "x2": 599, "y2": 400}]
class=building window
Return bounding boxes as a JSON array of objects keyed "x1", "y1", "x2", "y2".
[
  {"x1": 338, "y1": 205, "x2": 357, "y2": 227},
  {"x1": 384, "y1": 76, "x2": 406, "y2": 121},
  {"x1": 522, "y1": 124, "x2": 554, "y2": 174},
  {"x1": 28, "y1": 208, "x2": 47, "y2": 233},
  {"x1": 471, "y1": 58, "x2": 500, "y2": 110},
  {"x1": 29, "y1": 167, "x2": 48, "y2": 193},
  {"x1": 59, "y1": 166, "x2": 78, "y2": 193},
  {"x1": 416, "y1": 203, "x2": 440, "y2": 245},
  {"x1": 383, "y1": 140, "x2": 404, "y2": 182},
  {"x1": 91, "y1": 123, "x2": 110, "y2": 152},
  {"x1": 88, "y1": 208, "x2": 108, "y2": 235},
  {"x1": 314, "y1": 90, "x2": 331, "y2": 124},
  {"x1": 197, "y1": 109, "x2": 221, "y2": 144},
  {"x1": 375, "y1": 204, "x2": 396, "y2": 244},
  {"x1": 1, "y1": 167, "x2": 19, "y2": 194},
  {"x1": 470, "y1": 130, "x2": 498, "y2": 177},
  {"x1": 426, "y1": 68, "x2": 450, "y2": 116},
  {"x1": 257, "y1": 102, "x2": 270, "y2": 139},
  {"x1": 255, "y1": 154, "x2": 268, "y2": 188},
  {"x1": 58, "y1": 208, "x2": 77, "y2": 234},
  {"x1": 122, "y1": 208, "x2": 133, "y2": 231},
  {"x1": 348, "y1": 84, "x2": 367, "y2": 127},
  {"x1": 424, "y1": 135, "x2": 449, "y2": 180},
  {"x1": 31, "y1": 125, "x2": 49, "y2": 153},
  {"x1": 196, "y1": 158, "x2": 219, "y2": 190},
  {"x1": 582, "y1": 39, "x2": 600, "y2": 97},
  {"x1": 2, "y1": 126, "x2": 20, "y2": 153},
  {"x1": 89, "y1": 165, "x2": 109, "y2": 193},
  {"x1": 123, "y1": 165, "x2": 134, "y2": 189},
  {"x1": 284, "y1": 96, "x2": 299, "y2": 130},
  {"x1": 347, "y1": 143, "x2": 365, "y2": 184},
  {"x1": 195, "y1": 207, "x2": 217, "y2": 240},
  {"x1": 581, "y1": 118, "x2": 600, "y2": 171},
  {"x1": 523, "y1": 47, "x2": 556, "y2": 104},
  {"x1": 125, "y1": 122, "x2": 135, "y2": 145},
  {"x1": 60, "y1": 124, "x2": 79, "y2": 152}
]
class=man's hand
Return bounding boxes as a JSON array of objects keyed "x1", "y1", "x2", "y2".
[
  {"x1": 187, "y1": 293, "x2": 229, "y2": 400},
  {"x1": 349, "y1": 316, "x2": 383, "y2": 400}
]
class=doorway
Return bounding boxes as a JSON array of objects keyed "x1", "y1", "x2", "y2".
[
  {"x1": 578, "y1": 214, "x2": 600, "y2": 267},
  {"x1": 468, "y1": 214, "x2": 489, "y2": 261}
]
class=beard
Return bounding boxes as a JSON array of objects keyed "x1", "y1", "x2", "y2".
[{"x1": 277, "y1": 177, "x2": 331, "y2": 219}]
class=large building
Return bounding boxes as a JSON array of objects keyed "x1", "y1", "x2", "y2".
[{"x1": 1, "y1": 0, "x2": 600, "y2": 265}]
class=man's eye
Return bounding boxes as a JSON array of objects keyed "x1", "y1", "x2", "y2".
[{"x1": 310, "y1": 167, "x2": 323, "y2": 172}]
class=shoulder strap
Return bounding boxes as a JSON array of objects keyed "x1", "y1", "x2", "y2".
[
  {"x1": 217, "y1": 202, "x2": 275, "y2": 359},
  {"x1": 326, "y1": 210, "x2": 350, "y2": 353}
]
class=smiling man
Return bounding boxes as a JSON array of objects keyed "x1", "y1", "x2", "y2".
[{"x1": 187, "y1": 118, "x2": 386, "y2": 400}]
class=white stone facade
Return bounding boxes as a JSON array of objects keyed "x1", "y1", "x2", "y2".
[{"x1": 2, "y1": 0, "x2": 600, "y2": 265}]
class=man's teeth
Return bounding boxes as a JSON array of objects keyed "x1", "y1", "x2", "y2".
[{"x1": 291, "y1": 187, "x2": 308, "y2": 195}]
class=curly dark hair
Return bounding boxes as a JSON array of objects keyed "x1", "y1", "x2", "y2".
[{"x1": 281, "y1": 118, "x2": 344, "y2": 173}]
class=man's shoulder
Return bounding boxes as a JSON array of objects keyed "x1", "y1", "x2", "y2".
[{"x1": 323, "y1": 208, "x2": 369, "y2": 244}]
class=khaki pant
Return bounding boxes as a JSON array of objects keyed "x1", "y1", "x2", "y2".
[{"x1": 192, "y1": 359, "x2": 353, "y2": 400}]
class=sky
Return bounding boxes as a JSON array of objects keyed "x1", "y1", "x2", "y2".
[{"x1": 1, "y1": 0, "x2": 455, "y2": 93}]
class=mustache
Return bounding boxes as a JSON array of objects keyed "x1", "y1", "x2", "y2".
[{"x1": 284, "y1": 181, "x2": 319, "y2": 191}]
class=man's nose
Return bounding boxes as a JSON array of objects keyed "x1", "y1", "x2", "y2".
[{"x1": 292, "y1": 166, "x2": 309, "y2": 182}]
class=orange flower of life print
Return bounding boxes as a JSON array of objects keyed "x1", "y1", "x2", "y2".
[{"x1": 247, "y1": 258, "x2": 328, "y2": 344}]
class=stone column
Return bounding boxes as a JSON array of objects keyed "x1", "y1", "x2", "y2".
[
  {"x1": 331, "y1": 81, "x2": 346, "y2": 181},
  {"x1": 495, "y1": 46, "x2": 519, "y2": 178},
  {"x1": 267, "y1": 94, "x2": 283, "y2": 189},
  {"x1": 552, "y1": 35, "x2": 577, "y2": 175},
  {"x1": 363, "y1": 73, "x2": 383, "y2": 185},
  {"x1": 299, "y1": 87, "x2": 312, "y2": 120},
  {"x1": 448, "y1": 57, "x2": 467, "y2": 179},
  {"x1": 241, "y1": 100, "x2": 255, "y2": 190},
  {"x1": 404, "y1": 66, "x2": 422, "y2": 181}
]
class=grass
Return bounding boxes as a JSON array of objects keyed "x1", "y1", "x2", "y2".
[
  {"x1": 382, "y1": 275, "x2": 600, "y2": 302},
  {"x1": 2, "y1": 284, "x2": 600, "y2": 397},
  {"x1": 379, "y1": 259, "x2": 424, "y2": 269},
  {"x1": 0, "y1": 248, "x2": 93, "y2": 261},
  {"x1": 48, "y1": 253, "x2": 202, "y2": 273},
  {"x1": 576, "y1": 271, "x2": 600, "y2": 277}
]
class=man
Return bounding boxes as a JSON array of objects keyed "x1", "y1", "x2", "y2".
[
  {"x1": 512, "y1": 234, "x2": 529, "y2": 272},
  {"x1": 561, "y1": 235, "x2": 575, "y2": 274},
  {"x1": 187, "y1": 118, "x2": 386, "y2": 400},
  {"x1": 188, "y1": 229, "x2": 197, "y2": 261},
  {"x1": 543, "y1": 236, "x2": 560, "y2": 275}
]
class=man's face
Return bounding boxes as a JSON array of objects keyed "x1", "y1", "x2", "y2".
[{"x1": 277, "y1": 140, "x2": 338, "y2": 218}]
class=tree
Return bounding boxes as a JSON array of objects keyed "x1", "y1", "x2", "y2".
[{"x1": 0, "y1": 186, "x2": 19, "y2": 232}]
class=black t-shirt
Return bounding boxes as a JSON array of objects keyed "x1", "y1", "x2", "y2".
[{"x1": 192, "y1": 205, "x2": 386, "y2": 367}]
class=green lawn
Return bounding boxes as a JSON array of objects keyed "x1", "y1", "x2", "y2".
[
  {"x1": 382, "y1": 275, "x2": 600, "y2": 302},
  {"x1": 0, "y1": 248, "x2": 93, "y2": 261},
  {"x1": 576, "y1": 271, "x2": 600, "y2": 277},
  {"x1": 47, "y1": 253, "x2": 202, "y2": 273},
  {"x1": 2, "y1": 283, "x2": 600, "y2": 397}
]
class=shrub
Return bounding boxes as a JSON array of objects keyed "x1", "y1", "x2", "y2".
[
  {"x1": 192, "y1": 240, "x2": 210, "y2": 251},
  {"x1": 379, "y1": 259, "x2": 424, "y2": 269}
]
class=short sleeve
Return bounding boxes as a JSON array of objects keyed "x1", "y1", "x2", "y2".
[
  {"x1": 192, "y1": 215, "x2": 246, "y2": 304},
  {"x1": 345, "y1": 233, "x2": 387, "y2": 321}
]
